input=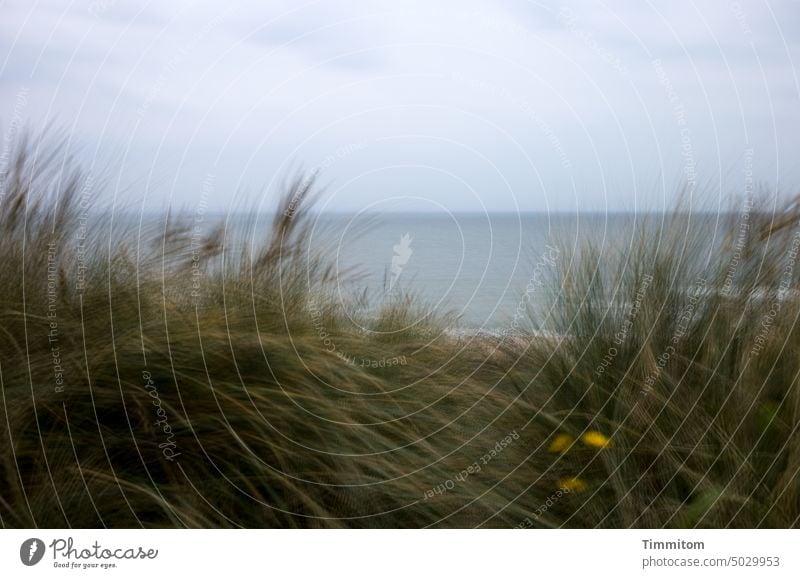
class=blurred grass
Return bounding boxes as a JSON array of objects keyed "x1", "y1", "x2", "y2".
[{"x1": 1, "y1": 133, "x2": 799, "y2": 528}]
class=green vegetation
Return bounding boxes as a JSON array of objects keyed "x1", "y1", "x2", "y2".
[{"x1": 1, "y1": 135, "x2": 799, "y2": 528}]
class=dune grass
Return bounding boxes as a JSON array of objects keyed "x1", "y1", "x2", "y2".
[{"x1": 1, "y1": 134, "x2": 799, "y2": 528}]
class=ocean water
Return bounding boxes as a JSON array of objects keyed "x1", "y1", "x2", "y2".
[
  {"x1": 112, "y1": 210, "x2": 715, "y2": 330},
  {"x1": 305, "y1": 213, "x2": 644, "y2": 330}
]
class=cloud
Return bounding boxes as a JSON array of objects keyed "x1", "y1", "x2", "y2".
[{"x1": 0, "y1": 0, "x2": 798, "y2": 212}]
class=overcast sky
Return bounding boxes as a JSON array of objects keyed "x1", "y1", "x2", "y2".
[{"x1": 1, "y1": 0, "x2": 798, "y2": 213}]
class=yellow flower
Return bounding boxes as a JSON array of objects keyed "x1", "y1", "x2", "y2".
[
  {"x1": 558, "y1": 477, "x2": 586, "y2": 493},
  {"x1": 548, "y1": 433, "x2": 573, "y2": 453},
  {"x1": 581, "y1": 430, "x2": 613, "y2": 449}
]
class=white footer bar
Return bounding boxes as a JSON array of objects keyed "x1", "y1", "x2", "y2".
[{"x1": 2, "y1": 530, "x2": 796, "y2": 577}]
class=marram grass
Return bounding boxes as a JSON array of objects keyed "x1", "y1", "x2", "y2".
[{"x1": 1, "y1": 135, "x2": 799, "y2": 528}]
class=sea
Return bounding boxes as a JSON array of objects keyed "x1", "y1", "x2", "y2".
[
  {"x1": 115, "y1": 210, "x2": 718, "y2": 332},
  {"x1": 305, "y1": 212, "x2": 646, "y2": 331}
]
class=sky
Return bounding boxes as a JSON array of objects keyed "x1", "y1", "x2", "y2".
[{"x1": 1, "y1": 0, "x2": 798, "y2": 213}]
